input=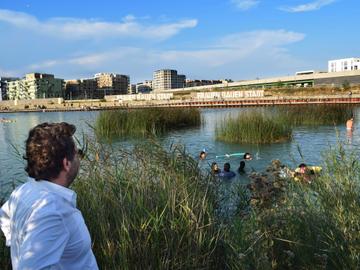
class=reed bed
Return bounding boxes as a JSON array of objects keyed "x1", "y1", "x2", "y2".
[
  {"x1": 95, "y1": 108, "x2": 201, "y2": 139},
  {"x1": 215, "y1": 111, "x2": 292, "y2": 144},
  {"x1": 216, "y1": 105, "x2": 353, "y2": 144},
  {"x1": 230, "y1": 143, "x2": 360, "y2": 269},
  {"x1": 72, "y1": 139, "x2": 230, "y2": 269},
  {"x1": 1, "y1": 140, "x2": 360, "y2": 269},
  {"x1": 278, "y1": 104, "x2": 354, "y2": 126}
]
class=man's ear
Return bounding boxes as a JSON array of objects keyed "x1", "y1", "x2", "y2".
[{"x1": 62, "y1": 157, "x2": 71, "y2": 172}]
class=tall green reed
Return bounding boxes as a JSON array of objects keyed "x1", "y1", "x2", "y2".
[
  {"x1": 73, "y1": 139, "x2": 231, "y2": 269},
  {"x1": 216, "y1": 105, "x2": 353, "y2": 144},
  {"x1": 230, "y1": 142, "x2": 360, "y2": 269},
  {"x1": 216, "y1": 110, "x2": 292, "y2": 144},
  {"x1": 95, "y1": 108, "x2": 201, "y2": 139},
  {"x1": 278, "y1": 104, "x2": 354, "y2": 126}
]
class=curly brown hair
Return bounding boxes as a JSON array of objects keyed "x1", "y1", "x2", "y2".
[{"x1": 24, "y1": 122, "x2": 77, "y2": 181}]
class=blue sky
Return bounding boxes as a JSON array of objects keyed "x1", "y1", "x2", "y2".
[{"x1": 0, "y1": 0, "x2": 358, "y2": 83}]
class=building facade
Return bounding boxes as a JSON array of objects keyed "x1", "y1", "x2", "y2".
[
  {"x1": 328, "y1": 58, "x2": 360, "y2": 72},
  {"x1": 94, "y1": 73, "x2": 129, "y2": 95},
  {"x1": 185, "y1": 79, "x2": 223, "y2": 88},
  {"x1": 152, "y1": 69, "x2": 185, "y2": 91},
  {"x1": 0, "y1": 77, "x2": 20, "y2": 101},
  {"x1": 136, "y1": 80, "x2": 152, "y2": 93},
  {"x1": 65, "y1": 78, "x2": 99, "y2": 100},
  {"x1": 7, "y1": 73, "x2": 63, "y2": 100}
]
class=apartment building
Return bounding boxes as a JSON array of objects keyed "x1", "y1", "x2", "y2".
[
  {"x1": 328, "y1": 58, "x2": 360, "y2": 72},
  {"x1": 0, "y1": 77, "x2": 19, "y2": 101},
  {"x1": 65, "y1": 78, "x2": 98, "y2": 100},
  {"x1": 185, "y1": 79, "x2": 222, "y2": 88},
  {"x1": 152, "y1": 69, "x2": 185, "y2": 91},
  {"x1": 7, "y1": 73, "x2": 63, "y2": 100},
  {"x1": 94, "y1": 73, "x2": 129, "y2": 95},
  {"x1": 136, "y1": 80, "x2": 152, "y2": 93}
]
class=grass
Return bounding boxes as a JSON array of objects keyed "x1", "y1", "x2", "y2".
[
  {"x1": 278, "y1": 104, "x2": 354, "y2": 126},
  {"x1": 2, "y1": 139, "x2": 360, "y2": 269},
  {"x1": 72, "y1": 139, "x2": 230, "y2": 269},
  {"x1": 229, "y1": 143, "x2": 360, "y2": 269},
  {"x1": 216, "y1": 105, "x2": 353, "y2": 144},
  {"x1": 215, "y1": 110, "x2": 292, "y2": 144},
  {"x1": 95, "y1": 108, "x2": 201, "y2": 139}
]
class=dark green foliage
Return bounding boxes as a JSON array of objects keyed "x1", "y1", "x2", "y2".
[
  {"x1": 95, "y1": 108, "x2": 201, "y2": 139},
  {"x1": 216, "y1": 110, "x2": 292, "y2": 144},
  {"x1": 216, "y1": 105, "x2": 353, "y2": 144},
  {"x1": 73, "y1": 140, "x2": 230, "y2": 269}
]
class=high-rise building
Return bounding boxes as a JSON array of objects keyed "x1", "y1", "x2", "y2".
[
  {"x1": 7, "y1": 73, "x2": 63, "y2": 100},
  {"x1": 152, "y1": 69, "x2": 185, "y2": 91},
  {"x1": 128, "y1": 84, "x2": 137, "y2": 94},
  {"x1": 328, "y1": 58, "x2": 360, "y2": 72},
  {"x1": 94, "y1": 73, "x2": 129, "y2": 95},
  {"x1": 136, "y1": 80, "x2": 152, "y2": 93},
  {"x1": 185, "y1": 79, "x2": 223, "y2": 88},
  {"x1": 0, "y1": 77, "x2": 20, "y2": 101},
  {"x1": 65, "y1": 78, "x2": 98, "y2": 100}
]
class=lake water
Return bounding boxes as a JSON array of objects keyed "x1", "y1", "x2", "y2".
[{"x1": 1, "y1": 107, "x2": 359, "y2": 198}]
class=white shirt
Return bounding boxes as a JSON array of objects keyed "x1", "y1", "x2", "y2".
[{"x1": 0, "y1": 178, "x2": 98, "y2": 270}]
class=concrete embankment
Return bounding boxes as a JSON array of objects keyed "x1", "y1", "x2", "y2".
[{"x1": 1, "y1": 94, "x2": 359, "y2": 113}]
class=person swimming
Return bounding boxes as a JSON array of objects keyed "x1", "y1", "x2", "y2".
[
  {"x1": 238, "y1": 161, "x2": 246, "y2": 173},
  {"x1": 211, "y1": 162, "x2": 221, "y2": 174},
  {"x1": 243, "y1": 153, "x2": 252, "y2": 161},
  {"x1": 199, "y1": 150, "x2": 207, "y2": 160},
  {"x1": 219, "y1": 163, "x2": 236, "y2": 178}
]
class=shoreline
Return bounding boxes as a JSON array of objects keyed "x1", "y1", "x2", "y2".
[{"x1": 1, "y1": 93, "x2": 360, "y2": 113}]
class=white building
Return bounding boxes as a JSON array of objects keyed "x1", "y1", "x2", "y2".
[
  {"x1": 153, "y1": 69, "x2": 185, "y2": 91},
  {"x1": 328, "y1": 58, "x2": 360, "y2": 72},
  {"x1": 7, "y1": 73, "x2": 63, "y2": 100}
]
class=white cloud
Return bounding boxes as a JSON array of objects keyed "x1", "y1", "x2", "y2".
[
  {"x1": 231, "y1": 0, "x2": 260, "y2": 10},
  {"x1": 0, "y1": 67, "x2": 19, "y2": 77},
  {"x1": 26, "y1": 30, "x2": 305, "y2": 81},
  {"x1": 0, "y1": 9, "x2": 197, "y2": 40},
  {"x1": 279, "y1": 0, "x2": 336, "y2": 13}
]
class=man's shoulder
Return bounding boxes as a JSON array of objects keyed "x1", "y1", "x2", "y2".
[{"x1": 11, "y1": 181, "x2": 60, "y2": 211}]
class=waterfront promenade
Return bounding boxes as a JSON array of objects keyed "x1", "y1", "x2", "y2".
[{"x1": 1, "y1": 93, "x2": 360, "y2": 113}]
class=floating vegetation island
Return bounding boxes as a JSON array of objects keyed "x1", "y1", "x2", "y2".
[
  {"x1": 216, "y1": 104, "x2": 354, "y2": 144},
  {"x1": 95, "y1": 108, "x2": 201, "y2": 139}
]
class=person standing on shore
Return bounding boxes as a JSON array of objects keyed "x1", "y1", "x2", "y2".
[{"x1": 0, "y1": 122, "x2": 98, "y2": 270}]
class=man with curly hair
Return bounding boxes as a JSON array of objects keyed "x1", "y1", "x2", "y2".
[{"x1": 0, "y1": 122, "x2": 98, "y2": 270}]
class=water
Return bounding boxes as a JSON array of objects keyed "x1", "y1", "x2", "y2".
[{"x1": 1, "y1": 107, "x2": 360, "y2": 198}]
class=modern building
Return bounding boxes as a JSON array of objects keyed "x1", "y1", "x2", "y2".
[
  {"x1": 152, "y1": 69, "x2": 185, "y2": 91},
  {"x1": 128, "y1": 84, "x2": 137, "y2": 94},
  {"x1": 328, "y1": 58, "x2": 360, "y2": 72},
  {"x1": 7, "y1": 73, "x2": 64, "y2": 100},
  {"x1": 0, "y1": 77, "x2": 19, "y2": 101},
  {"x1": 185, "y1": 79, "x2": 223, "y2": 88},
  {"x1": 65, "y1": 78, "x2": 98, "y2": 100},
  {"x1": 94, "y1": 73, "x2": 129, "y2": 95},
  {"x1": 136, "y1": 80, "x2": 153, "y2": 93}
]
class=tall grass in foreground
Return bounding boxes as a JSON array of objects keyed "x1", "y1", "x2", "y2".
[
  {"x1": 73, "y1": 140, "x2": 230, "y2": 269},
  {"x1": 278, "y1": 104, "x2": 354, "y2": 126},
  {"x1": 230, "y1": 143, "x2": 360, "y2": 269},
  {"x1": 216, "y1": 111, "x2": 292, "y2": 144},
  {"x1": 1, "y1": 140, "x2": 360, "y2": 268},
  {"x1": 95, "y1": 108, "x2": 201, "y2": 139}
]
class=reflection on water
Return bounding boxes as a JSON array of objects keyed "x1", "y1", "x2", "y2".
[{"x1": 1, "y1": 107, "x2": 360, "y2": 198}]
